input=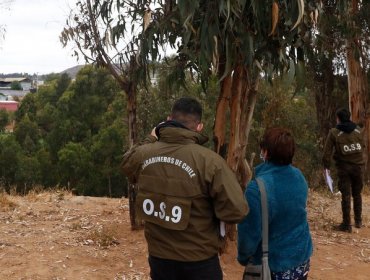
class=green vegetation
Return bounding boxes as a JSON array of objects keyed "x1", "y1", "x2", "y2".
[
  {"x1": 249, "y1": 80, "x2": 321, "y2": 186},
  {"x1": 10, "y1": 81, "x2": 22, "y2": 90},
  {"x1": 0, "y1": 109, "x2": 9, "y2": 132},
  {"x1": 0, "y1": 66, "x2": 127, "y2": 197},
  {"x1": 0, "y1": 62, "x2": 355, "y2": 196}
]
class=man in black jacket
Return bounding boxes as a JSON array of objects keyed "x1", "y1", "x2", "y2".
[{"x1": 322, "y1": 108, "x2": 365, "y2": 233}]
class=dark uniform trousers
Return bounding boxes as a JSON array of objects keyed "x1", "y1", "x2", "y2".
[
  {"x1": 148, "y1": 255, "x2": 222, "y2": 280},
  {"x1": 337, "y1": 163, "x2": 363, "y2": 225}
]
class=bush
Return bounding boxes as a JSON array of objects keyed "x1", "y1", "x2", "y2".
[
  {"x1": 11, "y1": 81, "x2": 23, "y2": 90},
  {"x1": 248, "y1": 80, "x2": 321, "y2": 187}
]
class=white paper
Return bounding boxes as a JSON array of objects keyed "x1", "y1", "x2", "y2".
[
  {"x1": 220, "y1": 221, "x2": 225, "y2": 237},
  {"x1": 324, "y1": 169, "x2": 334, "y2": 193}
]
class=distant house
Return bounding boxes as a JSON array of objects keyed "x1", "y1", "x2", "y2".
[
  {"x1": 0, "y1": 77, "x2": 36, "y2": 99},
  {"x1": 0, "y1": 100, "x2": 19, "y2": 112},
  {"x1": 0, "y1": 77, "x2": 33, "y2": 91}
]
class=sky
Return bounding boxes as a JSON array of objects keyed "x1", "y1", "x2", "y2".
[{"x1": 0, "y1": 0, "x2": 81, "y2": 75}]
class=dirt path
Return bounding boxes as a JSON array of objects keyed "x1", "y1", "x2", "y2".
[
  {"x1": 0, "y1": 189, "x2": 369, "y2": 280},
  {"x1": 308, "y1": 190, "x2": 370, "y2": 280}
]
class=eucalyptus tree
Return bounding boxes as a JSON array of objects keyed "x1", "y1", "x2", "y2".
[
  {"x1": 61, "y1": 1, "x2": 150, "y2": 228},
  {"x1": 306, "y1": 1, "x2": 346, "y2": 142},
  {"x1": 343, "y1": 0, "x2": 370, "y2": 177},
  {"x1": 128, "y1": 0, "x2": 320, "y2": 188},
  {"x1": 82, "y1": 0, "x2": 319, "y2": 240},
  {"x1": 342, "y1": 0, "x2": 369, "y2": 124},
  {"x1": 60, "y1": 0, "x2": 143, "y2": 148},
  {"x1": 314, "y1": 0, "x2": 370, "y2": 177}
]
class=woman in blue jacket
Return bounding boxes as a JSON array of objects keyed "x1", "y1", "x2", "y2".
[{"x1": 237, "y1": 127, "x2": 313, "y2": 280}]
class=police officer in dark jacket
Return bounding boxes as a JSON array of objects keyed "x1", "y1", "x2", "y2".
[
  {"x1": 122, "y1": 97, "x2": 248, "y2": 280},
  {"x1": 322, "y1": 108, "x2": 365, "y2": 233}
]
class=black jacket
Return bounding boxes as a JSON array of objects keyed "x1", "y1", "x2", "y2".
[{"x1": 322, "y1": 121, "x2": 365, "y2": 168}]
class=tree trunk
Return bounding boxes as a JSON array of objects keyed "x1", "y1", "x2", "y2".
[
  {"x1": 213, "y1": 73, "x2": 232, "y2": 156},
  {"x1": 86, "y1": 0, "x2": 142, "y2": 228},
  {"x1": 313, "y1": 58, "x2": 337, "y2": 143},
  {"x1": 227, "y1": 66, "x2": 259, "y2": 189},
  {"x1": 216, "y1": 65, "x2": 260, "y2": 253},
  {"x1": 128, "y1": 180, "x2": 140, "y2": 229},
  {"x1": 108, "y1": 175, "x2": 112, "y2": 197},
  {"x1": 346, "y1": 45, "x2": 368, "y2": 126},
  {"x1": 238, "y1": 71, "x2": 259, "y2": 189},
  {"x1": 126, "y1": 78, "x2": 143, "y2": 230},
  {"x1": 127, "y1": 87, "x2": 138, "y2": 148},
  {"x1": 346, "y1": 0, "x2": 370, "y2": 183},
  {"x1": 365, "y1": 111, "x2": 370, "y2": 183},
  {"x1": 346, "y1": 43, "x2": 370, "y2": 183}
]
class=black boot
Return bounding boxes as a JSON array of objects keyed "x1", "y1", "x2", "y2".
[
  {"x1": 341, "y1": 195, "x2": 351, "y2": 228},
  {"x1": 333, "y1": 223, "x2": 352, "y2": 233},
  {"x1": 353, "y1": 195, "x2": 362, "y2": 229},
  {"x1": 355, "y1": 221, "x2": 363, "y2": 228}
]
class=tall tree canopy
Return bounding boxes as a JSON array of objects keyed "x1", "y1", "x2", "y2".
[
  {"x1": 64, "y1": 0, "x2": 320, "y2": 235},
  {"x1": 67, "y1": 0, "x2": 319, "y2": 185},
  {"x1": 310, "y1": 0, "x2": 370, "y2": 177},
  {"x1": 4, "y1": 67, "x2": 127, "y2": 196}
]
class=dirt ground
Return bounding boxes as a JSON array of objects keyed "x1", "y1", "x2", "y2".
[{"x1": 0, "y1": 189, "x2": 369, "y2": 280}]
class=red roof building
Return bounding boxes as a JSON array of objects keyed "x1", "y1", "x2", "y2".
[{"x1": 0, "y1": 101, "x2": 19, "y2": 112}]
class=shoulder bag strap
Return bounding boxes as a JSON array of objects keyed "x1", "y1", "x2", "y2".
[
  {"x1": 256, "y1": 178, "x2": 268, "y2": 254},
  {"x1": 256, "y1": 178, "x2": 271, "y2": 280}
]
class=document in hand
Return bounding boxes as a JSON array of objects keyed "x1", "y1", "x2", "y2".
[
  {"x1": 324, "y1": 169, "x2": 334, "y2": 193},
  {"x1": 220, "y1": 221, "x2": 226, "y2": 237}
]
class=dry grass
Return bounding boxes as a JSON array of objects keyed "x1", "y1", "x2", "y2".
[
  {"x1": 307, "y1": 187, "x2": 370, "y2": 271},
  {"x1": 24, "y1": 186, "x2": 45, "y2": 202},
  {"x1": 307, "y1": 189, "x2": 338, "y2": 232},
  {"x1": 24, "y1": 187, "x2": 72, "y2": 203},
  {"x1": 83, "y1": 224, "x2": 120, "y2": 248},
  {"x1": 0, "y1": 192, "x2": 18, "y2": 210},
  {"x1": 114, "y1": 272, "x2": 149, "y2": 280}
]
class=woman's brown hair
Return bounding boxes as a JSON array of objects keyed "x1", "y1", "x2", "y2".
[{"x1": 260, "y1": 127, "x2": 295, "y2": 165}]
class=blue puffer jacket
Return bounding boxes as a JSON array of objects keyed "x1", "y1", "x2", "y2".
[{"x1": 237, "y1": 162, "x2": 313, "y2": 272}]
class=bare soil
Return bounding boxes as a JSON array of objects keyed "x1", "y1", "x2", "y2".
[{"x1": 0, "y1": 189, "x2": 369, "y2": 280}]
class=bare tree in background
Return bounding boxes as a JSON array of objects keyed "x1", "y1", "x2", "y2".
[
  {"x1": 60, "y1": 0, "x2": 148, "y2": 229},
  {"x1": 0, "y1": 0, "x2": 14, "y2": 43}
]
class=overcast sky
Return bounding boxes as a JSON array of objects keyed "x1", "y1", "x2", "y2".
[{"x1": 0, "y1": 0, "x2": 81, "y2": 75}]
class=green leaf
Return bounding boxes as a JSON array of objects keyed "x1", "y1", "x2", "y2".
[{"x1": 220, "y1": 35, "x2": 233, "y2": 81}]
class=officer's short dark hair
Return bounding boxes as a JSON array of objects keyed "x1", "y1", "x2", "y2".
[
  {"x1": 260, "y1": 127, "x2": 295, "y2": 165},
  {"x1": 336, "y1": 108, "x2": 351, "y2": 122},
  {"x1": 171, "y1": 97, "x2": 202, "y2": 129}
]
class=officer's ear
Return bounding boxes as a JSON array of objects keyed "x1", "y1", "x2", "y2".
[
  {"x1": 167, "y1": 115, "x2": 172, "y2": 121},
  {"x1": 196, "y1": 122, "x2": 204, "y2": 132}
]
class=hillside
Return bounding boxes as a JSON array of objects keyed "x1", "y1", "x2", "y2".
[
  {"x1": 60, "y1": 65, "x2": 86, "y2": 79},
  {"x1": 0, "y1": 189, "x2": 369, "y2": 279}
]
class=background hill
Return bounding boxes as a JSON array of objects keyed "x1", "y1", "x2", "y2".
[
  {"x1": 60, "y1": 65, "x2": 86, "y2": 79},
  {"x1": 0, "y1": 65, "x2": 86, "y2": 80}
]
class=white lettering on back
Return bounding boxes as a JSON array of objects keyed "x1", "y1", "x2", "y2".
[{"x1": 142, "y1": 156, "x2": 196, "y2": 178}]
